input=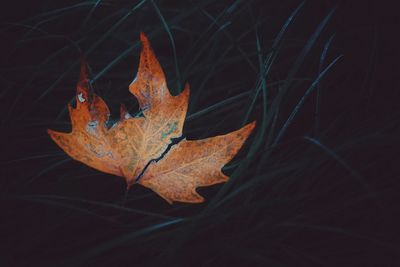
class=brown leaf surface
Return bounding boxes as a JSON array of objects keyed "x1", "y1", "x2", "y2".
[
  {"x1": 139, "y1": 122, "x2": 256, "y2": 203},
  {"x1": 48, "y1": 61, "x2": 123, "y2": 178},
  {"x1": 126, "y1": 33, "x2": 189, "y2": 181},
  {"x1": 48, "y1": 33, "x2": 256, "y2": 203}
]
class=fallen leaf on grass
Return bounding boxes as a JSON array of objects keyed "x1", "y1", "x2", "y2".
[{"x1": 48, "y1": 33, "x2": 255, "y2": 203}]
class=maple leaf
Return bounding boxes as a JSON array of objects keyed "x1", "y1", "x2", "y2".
[{"x1": 48, "y1": 32, "x2": 255, "y2": 204}]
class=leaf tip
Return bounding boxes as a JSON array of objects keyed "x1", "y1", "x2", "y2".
[
  {"x1": 47, "y1": 129, "x2": 68, "y2": 144},
  {"x1": 47, "y1": 128, "x2": 61, "y2": 138},
  {"x1": 176, "y1": 81, "x2": 190, "y2": 100},
  {"x1": 76, "y1": 58, "x2": 91, "y2": 103},
  {"x1": 79, "y1": 56, "x2": 89, "y2": 84},
  {"x1": 47, "y1": 128, "x2": 53, "y2": 136},
  {"x1": 249, "y1": 120, "x2": 257, "y2": 129},
  {"x1": 139, "y1": 31, "x2": 149, "y2": 46},
  {"x1": 183, "y1": 82, "x2": 190, "y2": 94},
  {"x1": 244, "y1": 121, "x2": 257, "y2": 135}
]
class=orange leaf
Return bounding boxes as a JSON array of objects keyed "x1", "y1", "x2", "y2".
[
  {"x1": 48, "y1": 32, "x2": 256, "y2": 203},
  {"x1": 139, "y1": 122, "x2": 255, "y2": 203},
  {"x1": 48, "y1": 60, "x2": 123, "y2": 178}
]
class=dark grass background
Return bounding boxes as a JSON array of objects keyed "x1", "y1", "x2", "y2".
[{"x1": 1, "y1": 0, "x2": 400, "y2": 266}]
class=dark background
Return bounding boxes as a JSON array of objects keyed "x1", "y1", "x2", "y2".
[{"x1": 1, "y1": 0, "x2": 399, "y2": 266}]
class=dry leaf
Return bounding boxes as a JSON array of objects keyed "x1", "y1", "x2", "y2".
[{"x1": 48, "y1": 33, "x2": 255, "y2": 203}]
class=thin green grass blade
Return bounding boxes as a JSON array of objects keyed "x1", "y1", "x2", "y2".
[
  {"x1": 26, "y1": 158, "x2": 71, "y2": 185},
  {"x1": 242, "y1": 1, "x2": 305, "y2": 125},
  {"x1": 71, "y1": 218, "x2": 184, "y2": 267},
  {"x1": 186, "y1": 90, "x2": 251, "y2": 121},
  {"x1": 303, "y1": 136, "x2": 379, "y2": 200},
  {"x1": 314, "y1": 34, "x2": 335, "y2": 137},
  {"x1": 82, "y1": 0, "x2": 102, "y2": 27},
  {"x1": 200, "y1": 7, "x2": 257, "y2": 72},
  {"x1": 151, "y1": 0, "x2": 181, "y2": 93},
  {"x1": 205, "y1": 28, "x2": 268, "y2": 209},
  {"x1": 36, "y1": 0, "x2": 148, "y2": 101},
  {"x1": 18, "y1": 194, "x2": 178, "y2": 219},
  {"x1": 272, "y1": 55, "x2": 342, "y2": 146},
  {"x1": 261, "y1": 8, "x2": 336, "y2": 142}
]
